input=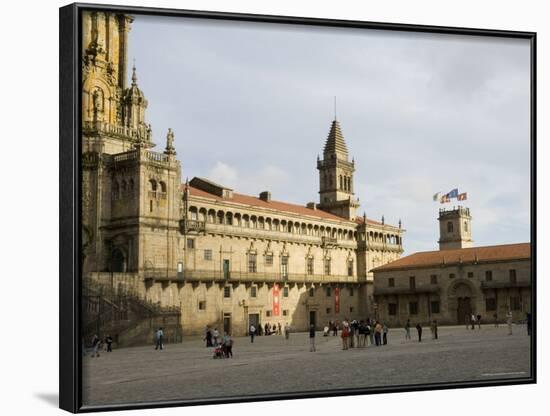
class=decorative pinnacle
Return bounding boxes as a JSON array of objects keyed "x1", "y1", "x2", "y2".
[
  {"x1": 131, "y1": 61, "x2": 137, "y2": 85},
  {"x1": 399, "y1": 219, "x2": 402, "y2": 228},
  {"x1": 381, "y1": 215, "x2": 385, "y2": 225}
]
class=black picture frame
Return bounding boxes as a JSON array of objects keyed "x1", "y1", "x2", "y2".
[{"x1": 59, "y1": 3, "x2": 537, "y2": 413}]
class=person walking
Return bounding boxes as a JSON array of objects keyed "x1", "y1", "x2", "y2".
[
  {"x1": 506, "y1": 311, "x2": 513, "y2": 335},
  {"x1": 284, "y1": 322, "x2": 290, "y2": 340},
  {"x1": 476, "y1": 314, "x2": 482, "y2": 329},
  {"x1": 309, "y1": 324, "x2": 317, "y2": 352},
  {"x1": 374, "y1": 321, "x2": 382, "y2": 346},
  {"x1": 204, "y1": 326, "x2": 213, "y2": 347},
  {"x1": 155, "y1": 327, "x2": 164, "y2": 350},
  {"x1": 368, "y1": 320, "x2": 375, "y2": 346},
  {"x1": 91, "y1": 334, "x2": 101, "y2": 357},
  {"x1": 430, "y1": 320, "x2": 438, "y2": 340},
  {"x1": 341, "y1": 323, "x2": 349, "y2": 350},
  {"x1": 471, "y1": 314, "x2": 476, "y2": 330},
  {"x1": 526, "y1": 312, "x2": 532, "y2": 336},
  {"x1": 223, "y1": 333, "x2": 233, "y2": 358},
  {"x1": 493, "y1": 313, "x2": 498, "y2": 328},
  {"x1": 105, "y1": 335, "x2": 113, "y2": 352},
  {"x1": 212, "y1": 328, "x2": 220, "y2": 345},
  {"x1": 278, "y1": 322, "x2": 282, "y2": 336},
  {"x1": 405, "y1": 319, "x2": 411, "y2": 341},
  {"x1": 416, "y1": 323, "x2": 423, "y2": 342},
  {"x1": 249, "y1": 324, "x2": 256, "y2": 343},
  {"x1": 382, "y1": 323, "x2": 388, "y2": 345}
]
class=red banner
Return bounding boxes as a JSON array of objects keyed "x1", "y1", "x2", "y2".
[
  {"x1": 273, "y1": 284, "x2": 280, "y2": 316},
  {"x1": 334, "y1": 287, "x2": 340, "y2": 313}
]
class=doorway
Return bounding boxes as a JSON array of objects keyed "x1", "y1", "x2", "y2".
[
  {"x1": 223, "y1": 313, "x2": 231, "y2": 335},
  {"x1": 309, "y1": 310, "x2": 317, "y2": 329},
  {"x1": 457, "y1": 297, "x2": 472, "y2": 324},
  {"x1": 248, "y1": 313, "x2": 260, "y2": 334}
]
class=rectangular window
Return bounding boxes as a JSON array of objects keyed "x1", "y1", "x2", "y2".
[
  {"x1": 326, "y1": 287, "x2": 332, "y2": 297},
  {"x1": 309, "y1": 287, "x2": 314, "y2": 297},
  {"x1": 283, "y1": 286, "x2": 289, "y2": 298},
  {"x1": 430, "y1": 301, "x2": 440, "y2": 314},
  {"x1": 430, "y1": 274, "x2": 438, "y2": 284},
  {"x1": 223, "y1": 286, "x2": 231, "y2": 298},
  {"x1": 349, "y1": 287, "x2": 354, "y2": 297},
  {"x1": 204, "y1": 249, "x2": 212, "y2": 261},
  {"x1": 266, "y1": 310, "x2": 272, "y2": 317},
  {"x1": 388, "y1": 303, "x2": 397, "y2": 315},
  {"x1": 248, "y1": 253, "x2": 257, "y2": 273},
  {"x1": 250, "y1": 286, "x2": 257, "y2": 298},
  {"x1": 186, "y1": 238, "x2": 195, "y2": 249},
  {"x1": 347, "y1": 260, "x2": 354, "y2": 277},
  {"x1": 485, "y1": 270, "x2": 493, "y2": 281},
  {"x1": 510, "y1": 297, "x2": 521, "y2": 311},
  {"x1": 307, "y1": 257, "x2": 314, "y2": 275},
  {"x1": 409, "y1": 276, "x2": 416, "y2": 289},
  {"x1": 265, "y1": 254, "x2": 273, "y2": 266},
  {"x1": 280, "y1": 256, "x2": 289, "y2": 279},
  {"x1": 324, "y1": 259, "x2": 331, "y2": 275},
  {"x1": 388, "y1": 277, "x2": 395, "y2": 287},
  {"x1": 349, "y1": 307, "x2": 354, "y2": 313},
  {"x1": 326, "y1": 307, "x2": 332, "y2": 315},
  {"x1": 282, "y1": 309, "x2": 289, "y2": 316},
  {"x1": 449, "y1": 273, "x2": 456, "y2": 279},
  {"x1": 486, "y1": 298, "x2": 497, "y2": 311},
  {"x1": 409, "y1": 302, "x2": 418, "y2": 315},
  {"x1": 509, "y1": 269, "x2": 517, "y2": 284},
  {"x1": 467, "y1": 272, "x2": 474, "y2": 278},
  {"x1": 198, "y1": 301, "x2": 206, "y2": 310}
]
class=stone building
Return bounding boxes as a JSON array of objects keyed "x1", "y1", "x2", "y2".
[
  {"x1": 80, "y1": 11, "x2": 404, "y2": 338},
  {"x1": 373, "y1": 207, "x2": 531, "y2": 326}
]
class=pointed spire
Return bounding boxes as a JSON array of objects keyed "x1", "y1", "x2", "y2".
[
  {"x1": 323, "y1": 119, "x2": 349, "y2": 160},
  {"x1": 399, "y1": 219, "x2": 402, "y2": 229},
  {"x1": 363, "y1": 211, "x2": 367, "y2": 223},
  {"x1": 381, "y1": 215, "x2": 385, "y2": 225}
]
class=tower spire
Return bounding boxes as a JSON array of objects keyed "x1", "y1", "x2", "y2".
[
  {"x1": 131, "y1": 59, "x2": 137, "y2": 85},
  {"x1": 334, "y1": 96, "x2": 337, "y2": 120}
]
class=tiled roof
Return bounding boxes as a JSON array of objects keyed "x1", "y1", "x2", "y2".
[
  {"x1": 373, "y1": 243, "x2": 531, "y2": 272},
  {"x1": 183, "y1": 183, "x2": 395, "y2": 227}
]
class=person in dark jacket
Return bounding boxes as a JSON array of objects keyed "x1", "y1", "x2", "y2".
[
  {"x1": 309, "y1": 324, "x2": 316, "y2": 352},
  {"x1": 416, "y1": 323, "x2": 423, "y2": 342}
]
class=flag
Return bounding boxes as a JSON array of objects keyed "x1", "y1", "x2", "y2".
[
  {"x1": 447, "y1": 188, "x2": 459, "y2": 199},
  {"x1": 458, "y1": 192, "x2": 467, "y2": 201},
  {"x1": 440, "y1": 194, "x2": 450, "y2": 204},
  {"x1": 433, "y1": 192, "x2": 441, "y2": 202}
]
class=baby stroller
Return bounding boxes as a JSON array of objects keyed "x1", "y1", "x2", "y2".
[{"x1": 213, "y1": 344, "x2": 225, "y2": 359}]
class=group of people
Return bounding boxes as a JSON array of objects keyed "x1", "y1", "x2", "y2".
[
  {"x1": 203, "y1": 326, "x2": 234, "y2": 358},
  {"x1": 404, "y1": 319, "x2": 439, "y2": 342},
  {"x1": 85, "y1": 334, "x2": 114, "y2": 357},
  {"x1": 323, "y1": 318, "x2": 391, "y2": 350},
  {"x1": 248, "y1": 322, "x2": 291, "y2": 342}
]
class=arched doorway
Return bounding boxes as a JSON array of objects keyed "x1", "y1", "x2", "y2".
[
  {"x1": 451, "y1": 282, "x2": 473, "y2": 324},
  {"x1": 111, "y1": 248, "x2": 126, "y2": 272}
]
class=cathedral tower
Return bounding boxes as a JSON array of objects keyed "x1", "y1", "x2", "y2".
[
  {"x1": 438, "y1": 206, "x2": 472, "y2": 250},
  {"x1": 316, "y1": 119, "x2": 360, "y2": 220}
]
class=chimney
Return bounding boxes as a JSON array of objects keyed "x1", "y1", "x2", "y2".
[
  {"x1": 306, "y1": 202, "x2": 316, "y2": 210},
  {"x1": 259, "y1": 191, "x2": 271, "y2": 202}
]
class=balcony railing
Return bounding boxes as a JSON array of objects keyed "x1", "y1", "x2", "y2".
[
  {"x1": 83, "y1": 120, "x2": 152, "y2": 142},
  {"x1": 179, "y1": 219, "x2": 207, "y2": 234}
]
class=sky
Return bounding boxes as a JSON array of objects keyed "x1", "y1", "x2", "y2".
[{"x1": 127, "y1": 14, "x2": 531, "y2": 255}]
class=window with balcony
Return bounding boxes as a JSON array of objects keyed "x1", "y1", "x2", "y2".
[
  {"x1": 265, "y1": 253, "x2": 273, "y2": 266},
  {"x1": 283, "y1": 286, "x2": 289, "y2": 297},
  {"x1": 347, "y1": 260, "x2": 354, "y2": 277},
  {"x1": 324, "y1": 259, "x2": 331, "y2": 275},
  {"x1": 248, "y1": 253, "x2": 257, "y2": 273},
  {"x1": 250, "y1": 286, "x2": 257, "y2": 298},
  {"x1": 307, "y1": 257, "x2": 314, "y2": 275},
  {"x1": 509, "y1": 269, "x2": 517, "y2": 284},
  {"x1": 280, "y1": 256, "x2": 289, "y2": 279},
  {"x1": 223, "y1": 286, "x2": 231, "y2": 298}
]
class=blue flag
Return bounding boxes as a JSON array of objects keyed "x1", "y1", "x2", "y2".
[{"x1": 447, "y1": 188, "x2": 459, "y2": 199}]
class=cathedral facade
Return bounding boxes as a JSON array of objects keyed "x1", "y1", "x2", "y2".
[{"x1": 81, "y1": 11, "x2": 404, "y2": 337}]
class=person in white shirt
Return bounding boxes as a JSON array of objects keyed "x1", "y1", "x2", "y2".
[
  {"x1": 249, "y1": 324, "x2": 256, "y2": 343},
  {"x1": 155, "y1": 327, "x2": 164, "y2": 350}
]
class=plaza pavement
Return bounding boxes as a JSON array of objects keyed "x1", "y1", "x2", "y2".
[{"x1": 82, "y1": 324, "x2": 532, "y2": 406}]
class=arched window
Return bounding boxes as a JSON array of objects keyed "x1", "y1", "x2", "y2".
[{"x1": 447, "y1": 221, "x2": 454, "y2": 233}]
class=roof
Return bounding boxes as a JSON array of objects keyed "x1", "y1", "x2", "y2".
[
  {"x1": 183, "y1": 182, "x2": 396, "y2": 227},
  {"x1": 373, "y1": 243, "x2": 531, "y2": 272},
  {"x1": 324, "y1": 120, "x2": 348, "y2": 159}
]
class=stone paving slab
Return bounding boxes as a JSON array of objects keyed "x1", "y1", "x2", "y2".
[{"x1": 82, "y1": 325, "x2": 532, "y2": 406}]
